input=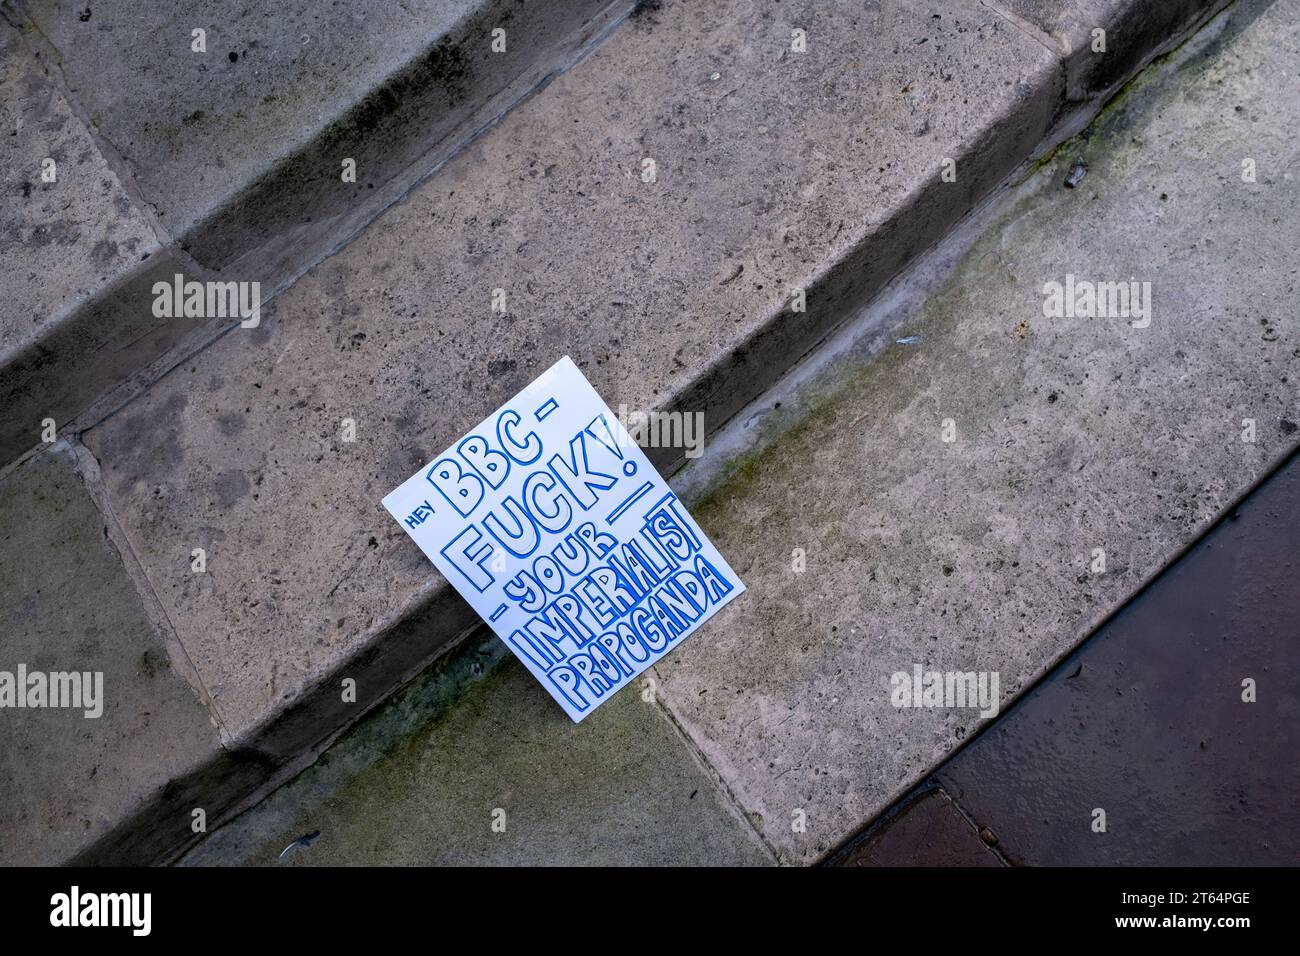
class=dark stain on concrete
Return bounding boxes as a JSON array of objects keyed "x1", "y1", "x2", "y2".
[
  {"x1": 140, "y1": 648, "x2": 167, "y2": 680},
  {"x1": 91, "y1": 238, "x2": 119, "y2": 265},
  {"x1": 109, "y1": 391, "x2": 189, "y2": 483},
  {"x1": 217, "y1": 412, "x2": 246, "y2": 437},
  {"x1": 213, "y1": 470, "x2": 250, "y2": 509},
  {"x1": 631, "y1": 0, "x2": 664, "y2": 23}
]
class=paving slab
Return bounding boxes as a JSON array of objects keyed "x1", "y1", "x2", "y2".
[
  {"x1": 181, "y1": 644, "x2": 771, "y2": 866},
  {"x1": 934, "y1": 448, "x2": 1300, "y2": 866},
  {"x1": 82, "y1": 0, "x2": 1062, "y2": 763},
  {"x1": 651, "y1": 0, "x2": 1300, "y2": 863},
  {"x1": 0, "y1": 445, "x2": 221, "y2": 865},
  {"x1": 833, "y1": 788, "x2": 1003, "y2": 867}
]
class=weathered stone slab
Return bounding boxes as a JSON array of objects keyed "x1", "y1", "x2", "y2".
[
  {"x1": 182, "y1": 651, "x2": 771, "y2": 866},
  {"x1": 0, "y1": 446, "x2": 219, "y2": 865},
  {"x1": 0, "y1": 17, "x2": 175, "y2": 463}
]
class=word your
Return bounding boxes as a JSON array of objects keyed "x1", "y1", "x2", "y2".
[
  {"x1": 616, "y1": 404, "x2": 705, "y2": 459},
  {"x1": 152, "y1": 273, "x2": 260, "y2": 328},
  {"x1": 1042, "y1": 274, "x2": 1151, "y2": 328},
  {"x1": 0, "y1": 666, "x2": 102, "y2": 718},
  {"x1": 50, "y1": 887, "x2": 151, "y2": 936},
  {"x1": 890, "y1": 664, "x2": 999, "y2": 718}
]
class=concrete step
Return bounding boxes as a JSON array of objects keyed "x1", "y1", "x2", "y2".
[
  {"x1": 181, "y1": 633, "x2": 771, "y2": 866},
  {"x1": 0, "y1": 0, "x2": 630, "y2": 464},
  {"x1": 181, "y1": 0, "x2": 1296, "y2": 866},
  {"x1": 1, "y1": 0, "x2": 1230, "y2": 865}
]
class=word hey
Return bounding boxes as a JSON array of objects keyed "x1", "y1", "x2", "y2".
[
  {"x1": 890, "y1": 664, "x2": 999, "y2": 718},
  {"x1": 0, "y1": 665, "x2": 102, "y2": 718},
  {"x1": 152, "y1": 273, "x2": 260, "y2": 328},
  {"x1": 50, "y1": 887, "x2": 151, "y2": 936},
  {"x1": 1042, "y1": 274, "x2": 1151, "y2": 328}
]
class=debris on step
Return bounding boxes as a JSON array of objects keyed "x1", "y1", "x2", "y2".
[{"x1": 277, "y1": 830, "x2": 322, "y2": 860}]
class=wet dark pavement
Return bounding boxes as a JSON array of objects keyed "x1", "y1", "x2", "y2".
[
  {"x1": 835, "y1": 448, "x2": 1300, "y2": 866},
  {"x1": 837, "y1": 789, "x2": 1004, "y2": 867}
]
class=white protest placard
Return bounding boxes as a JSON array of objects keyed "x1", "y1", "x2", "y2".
[{"x1": 383, "y1": 356, "x2": 745, "y2": 722}]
